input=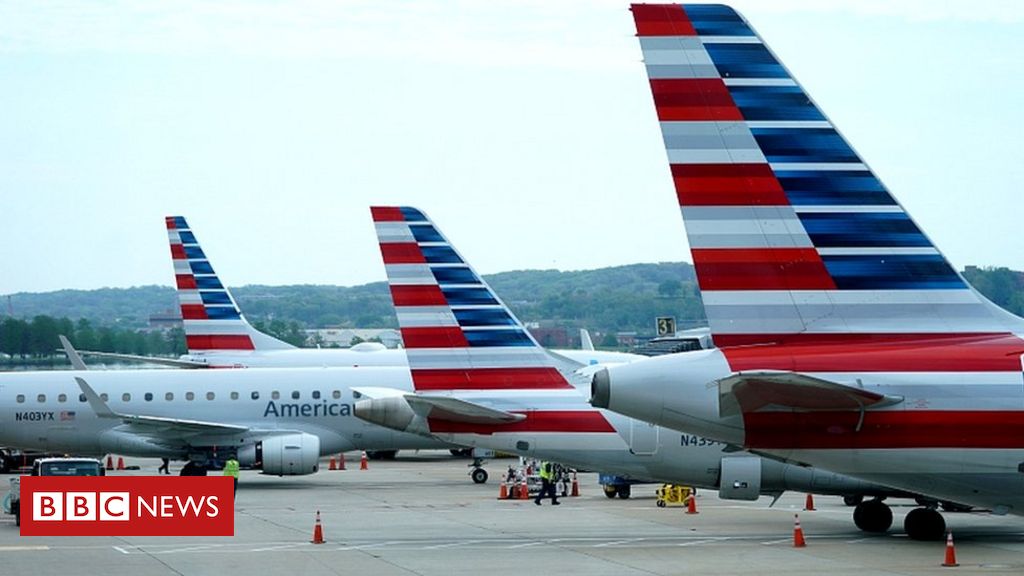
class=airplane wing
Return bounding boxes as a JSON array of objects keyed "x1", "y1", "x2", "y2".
[
  {"x1": 74, "y1": 350, "x2": 211, "y2": 369},
  {"x1": 405, "y1": 395, "x2": 526, "y2": 425},
  {"x1": 716, "y1": 371, "x2": 903, "y2": 419},
  {"x1": 352, "y1": 386, "x2": 525, "y2": 426},
  {"x1": 75, "y1": 377, "x2": 252, "y2": 437}
]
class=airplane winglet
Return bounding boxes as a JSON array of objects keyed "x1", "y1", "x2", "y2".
[
  {"x1": 580, "y1": 329, "x2": 595, "y2": 352},
  {"x1": 75, "y1": 376, "x2": 117, "y2": 419},
  {"x1": 59, "y1": 335, "x2": 88, "y2": 371}
]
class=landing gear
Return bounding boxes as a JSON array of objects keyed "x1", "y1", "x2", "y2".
[
  {"x1": 617, "y1": 484, "x2": 631, "y2": 499},
  {"x1": 470, "y1": 467, "x2": 488, "y2": 484},
  {"x1": 367, "y1": 450, "x2": 398, "y2": 461},
  {"x1": 852, "y1": 498, "x2": 893, "y2": 533},
  {"x1": 603, "y1": 485, "x2": 618, "y2": 499},
  {"x1": 904, "y1": 507, "x2": 946, "y2": 541},
  {"x1": 843, "y1": 494, "x2": 864, "y2": 507}
]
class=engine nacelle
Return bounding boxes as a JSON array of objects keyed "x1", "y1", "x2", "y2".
[
  {"x1": 353, "y1": 396, "x2": 431, "y2": 436},
  {"x1": 718, "y1": 456, "x2": 762, "y2": 501},
  {"x1": 238, "y1": 433, "x2": 320, "y2": 476}
]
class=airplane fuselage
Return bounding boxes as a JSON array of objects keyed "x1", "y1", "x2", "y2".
[
  {"x1": 600, "y1": 345, "x2": 1024, "y2": 514},
  {"x1": 0, "y1": 367, "x2": 445, "y2": 458}
]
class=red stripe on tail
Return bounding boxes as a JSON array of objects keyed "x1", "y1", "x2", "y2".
[
  {"x1": 175, "y1": 275, "x2": 198, "y2": 290},
  {"x1": 692, "y1": 248, "x2": 837, "y2": 290},
  {"x1": 411, "y1": 367, "x2": 572, "y2": 390},
  {"x1": 390, "y1": 285, "x2": 447, "y2": 307},
  {"x1": 672, "y1": 164, "x2": 788, "y2": 206},
  {"x1": 371, "y1": 206, "x2": 405, "y2": 222},
  {"x1": 180, "y1": 304, "x2": 208, "y2": 320},
  {"x1": 401, "y1": 327, "x2": 468, "y2": 348},
  {"x1": 631, "y1": 4, "x2": 696, "y2": 36},
  {"x1": 430, "y1": 410, "x2": 615, "y2": 434},
  {"x1": 170, "y1": 244, "x2": 187, "y2": 260},
  {"x1": 186, "y1": 335, "x2": 255, "y2": 350},
  {"x1": 721, "y1": 333, "x2": 1024, "y2": 373},
  {"x1": 380, "y1": 242, "x2": 425, "y2": 264},
  {"x1": 649, "y1": 79, "x2": 742, "y2": 121}
]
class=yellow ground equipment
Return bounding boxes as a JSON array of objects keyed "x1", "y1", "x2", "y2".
[{"x1": 655, "y1": 484, "x2": 692, "y2": 508}]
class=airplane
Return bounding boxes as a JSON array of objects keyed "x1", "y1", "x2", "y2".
[
  {"x1": 80, "y1": 216, "x2": 633, "y2": 370},
  {"x1": 352, "y1": 206, "x2": 911, "y2": 512},
  {"x1": 591, "y1": 4, "x2": 1024, "y2": 540},
  {"x1": 0, "y1": 364, "x2": 457, "y2": 475}
]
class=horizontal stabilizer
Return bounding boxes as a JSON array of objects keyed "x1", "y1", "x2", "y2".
[
  {"x1": 75, "y1": 350, "x2": 211, "y2": 369},
  {"x1": 405, "y1": 395, "x2": 526, "y2": 425},
  {"x1": 716, "y1": 371, "x2": 903, "y2": 418}
]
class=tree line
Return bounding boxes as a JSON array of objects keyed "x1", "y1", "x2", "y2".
[{"x1": 0, "y1": 316, "x2": 185, "y2": 360}]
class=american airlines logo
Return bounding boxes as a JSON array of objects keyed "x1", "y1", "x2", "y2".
[{"x1": 20, "y1": 477, "x2": 233, "y2": 536}]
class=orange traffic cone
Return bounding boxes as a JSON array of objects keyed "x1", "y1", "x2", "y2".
[
  {"x1": 942, "y1": 531, "x2": 959, "y2": 567},
  {"x1": 117, "y1": 457, "x2": 125, "y2": 470},
  {"x1": 518, "y1": 480, "x2": 529, "y2": 500},
  {"x1": 311, "y1": 510, "x2": 325, "y2": 544},
  {"x1": 793, "y1": 514, "x2": 807, "y2": 547},
  {"x1": 338, "y1": 453, "x2": 346, "y2": 470},
  {"x1": 498, "y1": 482, "x2": 508, "y2": 499},
  {"x1": 106, "y1": 455, "x2": 113, "y2": 469},
  {"x1": 804, "y1": 493, "x2": 816, "y2": 511},
  {"x1": 571, "y1": 472, "x2": 580, "y2": 497},
  {"x1": 686, "y1": 493, "x2": 699, "y2": 514},
  {"x1": 360, "y1": 451, "x2": 368, "y2": 470}
]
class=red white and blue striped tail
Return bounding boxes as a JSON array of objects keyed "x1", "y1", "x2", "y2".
[
  {"x1": 632, "y1": 4, "x2": 1024, "y2": 347},
  {"x1": 166, "y1": 216, "x2": 294, "y2": 352},
  {"x1": 371, "y1": 206, "x2": 578, "y2": 391}
]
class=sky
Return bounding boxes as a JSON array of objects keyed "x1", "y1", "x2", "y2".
[{"x1": 1, "y1": 0, "x2": 1023, "y2": 295}]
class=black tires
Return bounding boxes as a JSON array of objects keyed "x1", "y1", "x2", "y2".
[
  {"x1": 853, "y1": 499, "x2": 893, "y2": 533},
  {"x1": 471, "y1": 468, "x2": 488, "y2": 484}
]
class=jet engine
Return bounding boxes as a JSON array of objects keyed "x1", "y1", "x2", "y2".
[
  {"x1": 238, "y1": 433, "x2": 320, "y2": 476},
  {"x1": 718, "y1": 456, "x2": 762, "y2": 500}
]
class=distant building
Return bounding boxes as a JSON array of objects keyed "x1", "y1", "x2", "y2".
[
  {"x1": 148, "y1": 310, "x2": 183, "y2": 330},
  {"x1": 305, "y1": 328, "x2": 402, "y2": 349},
  {"x1": 615, "y1": 332, "x2": 638, "y2": 347},
  {"x1": 528, "y1": 326, "x2": 569, "y2": 348}
]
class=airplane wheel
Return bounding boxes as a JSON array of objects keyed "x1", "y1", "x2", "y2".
[
  {"x1": 904, "y1": 507, "x2": 945, "y2": 541},
  {"x1": 471, "y1": 468, "x2": 488, "y2": 484},
  {"x1": 853, "y1": 499, "x2": 892, "y2": 533},
  {"x1": 603, "y1": 486, "x2": 617, "y2": 499},
  {"x1": 843, "y1": 494, "x2": 863, "y2": 507},
  {"x1": 617, "y1": 485, "x2": 631, "y2": 499}
]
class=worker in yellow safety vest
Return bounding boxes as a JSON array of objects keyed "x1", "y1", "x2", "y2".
[
  {"x1": 223, "y1": 457, "x2": 240, "y2": 494},
  {"x1": 534, "y1": 461, "x2": 560, "y2": 506}
]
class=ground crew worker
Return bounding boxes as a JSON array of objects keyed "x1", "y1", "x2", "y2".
[
  {"x1": 223, "y1": 456, "x2": 240, "y2": 494},
  {"x1": 158, "y1": 458, "x2": 170, "y2": 475},
  {"x1": 534, "y1": 460, "x2": 560, "y2": 506}
]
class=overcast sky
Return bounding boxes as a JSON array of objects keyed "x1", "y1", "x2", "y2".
[{"x1": 2, "y1": 1, "x2": 1023, "y2": 295}]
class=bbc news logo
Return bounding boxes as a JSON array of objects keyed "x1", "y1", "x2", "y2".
[{"x1": 20, "y1": 476, "x2": 233, "y2": 536}]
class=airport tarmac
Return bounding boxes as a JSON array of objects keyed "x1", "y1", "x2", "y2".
[{"x1": 2, "y1": 451, "x2": 1023, "y2": 576}]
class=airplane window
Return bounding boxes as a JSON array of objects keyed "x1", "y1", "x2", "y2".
[
  {"x1": 251, "y1": 391, "x2": 260, "y2": 400},
  {"x1": 16, "y1": 394, "x2": 25, "y2": 403},
  {"x1": 312, "y1": 391, "x2": 321, "y2": 400},
  {"x1": 58, "y1": 394, "x2": 67, "y2": 403},
  {"x1": 230, "y1": 392, "x2": 239, "y2": 400},
  {"x1": 291, "y1": 391, "x2": 300, "y2": 400},
  {"x1": 100, "y1": 393, "x2": 108, "y2": 401},
  {"x1": 79, "y1": 394, "x2": 86, "y2": 402},
  {"x1": 332, "y1": 390, "x2": 341, "y2": 399},
  {"x1": 186, "y1": 392, "x2": 195, "y2": 401},
  {"x1": 122, "y1": 393, "x2": 131, "y2": 402},
  {"x1": 206, "y1": 392, "x2": 215, "y2": 401},
  {"x1": 272, "y1": 391, "x2": 280, "y2": 400},
  {"x1": 165, "y1": 392, "x2": 174, "y2": 401},
  {"x1": 144, "y1": 393, "x2": 153, "y2": 402},
  {"x1": 37, "y1": 394, "x2": 46, "y2": 403}
]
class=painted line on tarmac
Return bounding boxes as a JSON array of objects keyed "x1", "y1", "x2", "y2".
[
  {"x1": 594, "y1": 538, "x2": 645, "y2": 548},
  {"x1": 508, "y1": 541, "x2": 545, "y2": 549},
  {"x1": 422, "y1": 540, "x2": 483, "y2": 550},
  {"x1": 112, "y1": 546, "x2": 131, "y2": 555},
  {"x1": 0, "y1": 545, "x2": 50, "y2": 551}
]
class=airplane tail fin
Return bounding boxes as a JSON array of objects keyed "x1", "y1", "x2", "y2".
[
  {"x1": 631, "y1": 4, "x2": 1024, "y2": 345},
  {"x1": 370, "y1": 206, "x2": 578, "y2": 391},
  {"x1": 166, "y1": 216, "x2": 294, "y2": 352}
]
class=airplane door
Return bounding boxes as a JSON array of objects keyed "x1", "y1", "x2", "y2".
[{"x1": 629, "y1": 419, "x2": 659, "y2": 455}]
